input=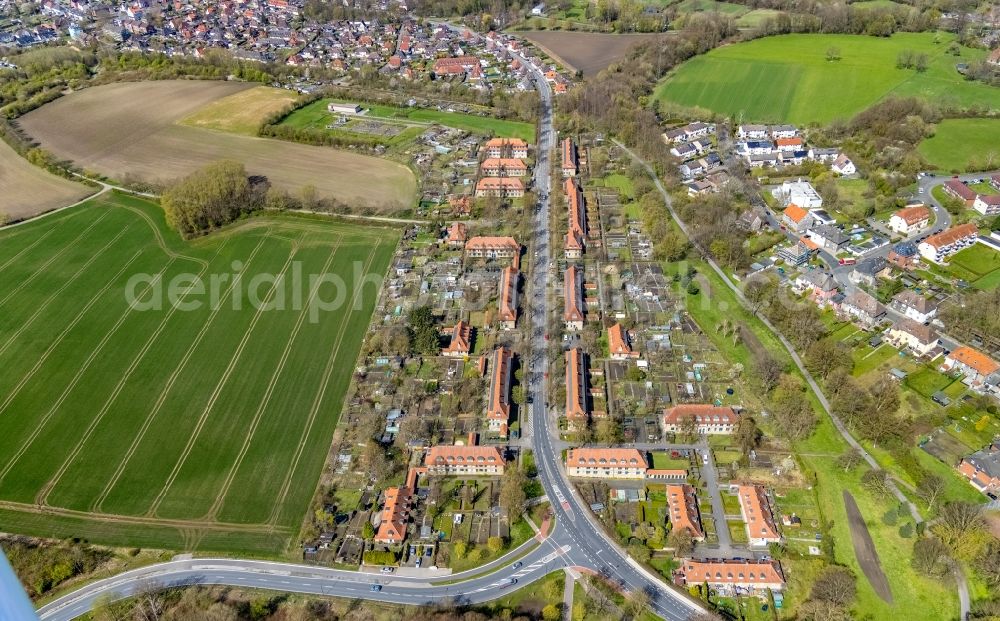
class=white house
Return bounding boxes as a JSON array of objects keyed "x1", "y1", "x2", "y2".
[
  {"x1": 892, "y1": 290, "x2": 938, "y2": 323},
  {"x1": 974, "y1": 194, "x2": 1000, "y2": 216},
  {"x1": 774, "y1": 178, "x2": 823, "y2": 208},
  {"x1": 886, "y1": 319, "x2": 939, "y2": 357},
  {"x1": 737, "y1": 124, "x2": 769, "y2": 140},
  {"x1": 831, "y1": 154, "x2": 856, "y2": 175},
  {"x1": 918, "y1": 223, "x2": 978, "y2": 263},
  {"x1": 888, "y1": 205, "x2": 930, "y2": 236}
]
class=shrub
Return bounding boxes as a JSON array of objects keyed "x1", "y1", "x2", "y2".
[{"x1": 362, "y1": 550, "x2": 397, "y2": 566}]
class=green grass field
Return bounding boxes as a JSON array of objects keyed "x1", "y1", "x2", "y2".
[
  {"x1": 918, "y1": 118, "x2": 1000, "y2": 172},
  {"x1": 0, "y1": 192, "x2": 398, "y2": 554},
  {"x1": 283, "y1": 99, "x2": 536, "y2": 143},
  {"x1": 950, "y1": 243, "x2": 1000, "y2": 277},
  {"x1": 735, "y1": 8, "x2": 783, "y2": 27},
  {"x1": 654, "y1": 33, "x2": 1000, "y2": 124},
  {"x1": 673, "y1": 0, "x2": 747, "y2": 15}
]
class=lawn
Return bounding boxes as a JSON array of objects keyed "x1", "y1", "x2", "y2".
[
  {"x1": 179, "y1": 85, "x2": 301, "y2": 135},
  {"x1": 904, "y1": 367, "x2": 954, "y2": 397},
  {"x1": 852, "y1": 343, "x2": 900, "y2": 376},
  {"x1": 0, "y1": 191, "x2": 398, "y2": 554},
  {"x1": 727, "y1": 520, "x2": 749, "y2": 543},
  {"x1": 918, "y1": 118, "x2": 1000, "y2": 172},
  {"x1": 673, "y1": 0, "x2": 747, "y2": 15},
  {"x1": 735, "y1": 8, "x2": 783, "y2": 27},
  {"x1": 601, "y1": 173, "x2": 636, "y2": 199},
  {"x1": 721, "y1": 492, "x2": 741, "y2": 515},
  {"x1": 655, "y1": 32, "x2": 1000, "y2": 124},
  {"x1": 799, "y1": 418, "x2": 959, "y2": 621},
  {"x1": 949, "y1": 243, "x2": 1000, "y2": 278},
  {"x1": 650, "y1": 452, "x2": 690, "y2": 470},
  {"x1": 282, "y1": 98, "x2": 535, "y2": 142},
  {"x1": 851, "y1": 0, "x2": 905, "y2": 6}
]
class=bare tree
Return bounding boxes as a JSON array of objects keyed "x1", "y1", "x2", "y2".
[
  {"x1": 915, "y1": 475, "x2": 946, "y2": 512},
  {"x1": 809, "y1": 566, "x2": 856, "y2": 607},
  {"x1": 836, "y1": 448, "x2": 863, "y2": 472}
]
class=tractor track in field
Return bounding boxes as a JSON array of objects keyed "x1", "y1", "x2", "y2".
[
  {"x1": 0, "y1": 248, "x2": 145, "y2": 416},
  {"x1": 203, "y1": 237, "x2": 342, "y2": 521},
  {"x1": 267, "y1": 245, "x2": 379, "y2": 526},
  {"x1": 91, "y1": 235, "x2": 269, "y2": 514},
  {"x1": 146, "y1": 235, "x2": 304, "y2": 518},
  {"x1": 0, "y1": 499, "x2": 292, "y2": 534},
  {"x1": 0, "y1": 225, "x2": 133, "y2": 361},
  {"x1": 33, "y1": 239, "x2": 226, "y2": 507},
  {"x1": 0, "y1": 210, "x2": 111, "y2": 310},
  {"x1": 0, "y1": 253, "x2": 167, "y2": 488},
  {"x1": 114, "y1": 200, "x2": 210, "y2": 269}
]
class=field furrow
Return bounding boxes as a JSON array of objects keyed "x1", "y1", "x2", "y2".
[{"x1": 0, "y1": 192, "x2": 398, "y2": 553}]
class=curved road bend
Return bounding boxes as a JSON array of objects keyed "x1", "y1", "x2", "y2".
[{"x1": 35, "y1": 44, "x2": 706, "y2": 621}]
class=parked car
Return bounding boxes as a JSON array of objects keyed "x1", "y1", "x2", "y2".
[{"x1": 380, "y1": 567, "x2": 393, "y2": 574}]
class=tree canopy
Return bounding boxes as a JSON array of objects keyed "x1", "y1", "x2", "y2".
[{"x1": 161, "y1": 160, "x2": 267, "y2": 237}]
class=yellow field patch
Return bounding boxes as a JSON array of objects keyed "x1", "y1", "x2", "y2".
[{"x1": 179, "y1": 85, "x2": 301, "y2": 135}]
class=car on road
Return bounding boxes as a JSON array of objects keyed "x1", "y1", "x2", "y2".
[
  {"x1": 381, "y1": 567, "x2": 393, "y2": 574},
  {"x1": 500, "y1": 578, "x2": 518, "y2": 588},
  {"x1": 371, "y1": 584, "x2": 382, "y2": 592},
  {"x1": 513, "y1": 562, "x2": 523, "y2": 569}
]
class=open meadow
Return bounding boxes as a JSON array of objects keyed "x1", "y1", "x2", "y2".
[
  {"x1": 179, "y1": 85, "x2": 301, "y2": 135},
  {"x1": 654, "y1": 33, "x2": 1000, "y2": 124},
  {"x1": 520, "y1": 31, "x2": 668, "y2": 76},
  {"x1": 0, "y1": 191, "x2": 398, "y2": 554},
  {"x1": 0, "y1": 139, "x2": 94, "y2": 221},
  {"x1": 918, "y1": 118, "x2": 1000, "y2": 172},
  {"x1": 18, "y1": 81, "x2": 417, "y2": 212}
]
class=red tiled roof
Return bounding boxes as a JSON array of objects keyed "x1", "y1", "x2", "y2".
[
  {"x1": 667, "y1": 484, "x2": 704, "y2": 539},
  {"x1": 441, "y1": 321, "x2": 472, "y2": 355},
  {"x1": 565, "y1": 347, "x2": 587, "y2": 422},
  {"x1": 922, "y1": 223, "x2": 978, "y2": 250},
  {"x1": 567, "y1": 448, "x2": 646, "y2": 468},
  {"x1": 487, "y1": 346, "x2": 512, "y2": 422},
  {"x1": 679, "y1": 560, "x2": 784, "y2": 587},
  {"x1": 663, "y1": 404, "x2": 739, "y2": 426},
  {"x1": 894, "y1": 205, "x2": 930, "y2": 225},
  {"x1": 424, "y1": 445, "x2": 505, "y2": 468},
  {"x1": 608, "y1": 323, "x2": 635, "y2": 356},
  {"x1": 564, "y1": 264, "x2": 584, "y2": 323},
  {"x1": 783, "y1": 203, "x2": 809, "y2": 223},
  {"x1": 948, "y1": 346, "x2": 1000, "y2": 377},
  {"x1": 738, "y1": 484, "x2": 781, "y2": 542}
]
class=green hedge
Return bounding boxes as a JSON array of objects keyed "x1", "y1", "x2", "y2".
[{"x1": 363, "y1": 550, "x2": 397, "y2": 566}]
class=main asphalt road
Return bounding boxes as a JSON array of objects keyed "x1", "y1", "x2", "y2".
[{"x1": 32, "y1": 40, "x2": 704, "y2": 621}]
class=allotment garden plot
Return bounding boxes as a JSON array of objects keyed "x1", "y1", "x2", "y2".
[{"x1": 0, "y1": 192, "x2": 398, "y2": 554}]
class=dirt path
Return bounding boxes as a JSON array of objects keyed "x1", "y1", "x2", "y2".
[{"x1": 843, "y1": 491, "x2": 893, "y2": 604}]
